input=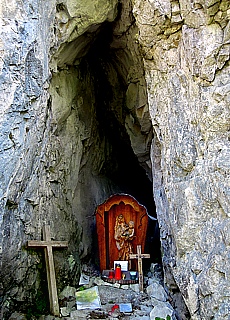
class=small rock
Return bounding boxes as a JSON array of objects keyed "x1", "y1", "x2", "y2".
[
  {"x1": 9, "y1": 312, "x2": 27, "y2": 320},
  {"x1": 135, "y1": 309, "x2": 149, "y2": 316},
  {"x1": 150, "y1": 298, "x2": 176, "y2": 320},
  {"x1": 90, "y1": 309, "x2": 108, "y2": 318},
  {"x1": 135, "y1": 315, "x2": 150, "y2": 320},
  {"x1": 147, "y1": 277, "x2": 160, "y2": 286},
  {"x1": 70, "y1": 309, "x2": 90, "y2": 319},
  {"x1": 146, "y1": 281, "x2": 167, "y2": 302},
  {"x1": 129, "y1": 283, "x2": 140, "y2": 293},
  {"x1": 140, "y1": 304, "x2": 153, "y2": 313},
  {"x1": 121, "y1": 285, "x2": 129, "y2": 290},
  {"x1": 93, "y1": 277, "x2": 107, "y2": 286},
  {"x1": 109, "y1": 309, "x2": 120, "y2": 318},
  {"x1": 59, "y1": 285, "x2": 76, "y2": 300},
  {"x1": 44, "y1": 316, "x2": 57, "y2": 320},
  {"x1": 60, "y1": 306, "x2": 70, "y2": 317},
  {"x1": 66, "y1": 298, "x2": 77, "y2": 309}
]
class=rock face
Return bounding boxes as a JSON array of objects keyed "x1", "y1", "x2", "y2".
[
  {"x1": 132, "y1": 0, "x2": 230, "y2": 319},
  {"x1": 0, "y1": 0, "x2": 153, "y2": 317},
  {"x1": 0, "y1": 0, "x2": 229, "y2": 319}
]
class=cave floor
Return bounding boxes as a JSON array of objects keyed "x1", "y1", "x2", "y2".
[
  {"x1": 64, "y1": 284, "x2": 151, "y2": 319},
  {"x1": 9, "y1": 264, "x2": 179, "y2": 320},
  {"x1": 55, "y1": 263, "x2": 172, "y2": 320}
]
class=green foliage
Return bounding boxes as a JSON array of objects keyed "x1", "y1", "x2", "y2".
[
  {"x1": 35, "y1": 290, "x2": 48, "y2": 314},
  {"x1": 78, "y1": 286, "x2": 85, "y2": 291},
  {"x1": 26, "y1": 289, "x2": 48, "y2": 319},
  {"x1": 155, "y1": 316, "x2": 171, "y2": 320}
]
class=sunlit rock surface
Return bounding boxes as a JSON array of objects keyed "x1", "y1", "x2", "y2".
[
  {"x1": 0, "y1": 0, "x2": 229, "y2": 319},
  {"x1": 0, "y1": 0, "x2": 153, "y2": 317},
  {"x1": 132, "y1": 0, "x2": 230, "y2": 318}
]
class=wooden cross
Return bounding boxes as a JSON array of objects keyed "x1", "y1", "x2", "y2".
[
  {"x1": 129, "y1": 245, "x2": 150, "y2": 292},
  {"x1": 27, "y1": 225, "x2": 68, "y2": 316}
]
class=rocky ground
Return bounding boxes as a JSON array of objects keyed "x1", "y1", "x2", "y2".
[{"x1": 8, "y1": 263, "x2": 190, "y2": 320}]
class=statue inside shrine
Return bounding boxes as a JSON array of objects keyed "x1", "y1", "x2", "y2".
[
  {"x1": 114, "y1": 214, "x2": 135, "y2": 262},
  {"x1": 95, "y1": 193, "x2": 148, "y2": 272}
]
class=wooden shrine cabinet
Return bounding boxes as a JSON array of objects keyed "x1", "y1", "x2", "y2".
[{"x1": 95, "y1": 193, "x2": 148, "y2": 272}]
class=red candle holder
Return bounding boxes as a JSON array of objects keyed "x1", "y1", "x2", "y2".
[
  {"x1": 114, "y1": 264, "x2": 122, "y2": 280},
  {"x1": 109, "y1": 270, "x2": 114, "y2": 279}
]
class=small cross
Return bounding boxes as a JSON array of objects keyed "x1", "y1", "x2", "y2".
[
  {"x1": 27, "y1": 225, "x2": 68, "y2": 316},
  {"x1": 129, "y1": 245, "x2": 150, "y2": 292}
]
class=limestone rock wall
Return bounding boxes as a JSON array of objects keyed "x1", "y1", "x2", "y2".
[
  {"x1": 1, "y1": 0, "x2": 230, "y2": 318},
  {"x1": 132, "y1": 0, "x2": 230, "y2": 318},
  {"x1": 0, "y1": 0, "x2": 120, "y2": 315},
  {"x1": 0, "y1": 0, "x2": 153, "y2": 317}
]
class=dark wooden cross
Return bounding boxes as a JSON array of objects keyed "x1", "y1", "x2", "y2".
[
  {"x1": 129, "y1": 244, "x2": 150, "y2": 292},
  {"x1": 27, "y1": 225, "x2": 68, "y2": 316}
]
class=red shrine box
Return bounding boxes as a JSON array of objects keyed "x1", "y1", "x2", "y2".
[{"x1": 95, "y1": 193, "x2": 148, "y2": 272}]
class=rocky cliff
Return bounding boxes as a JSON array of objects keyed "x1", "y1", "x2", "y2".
[
  {"x1": 133, "y1": 1, "x2": 230, "y2": 319},
  {"x1": 0, "y1": 0, "x2": 229, "y2": 319}
]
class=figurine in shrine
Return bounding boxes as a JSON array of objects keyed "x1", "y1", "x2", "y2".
[
  {"x1": 120, "y1": 220, "x2": 135, "y2": 261},
  {"x1": 123, "y1": 220, "x2": 135, "y2": 239},
  {"x1": 114, "y1": 215, "x2": 135, "y2": 262},
  {"x1": 96, "y1": 194, "x2": 148, "y2": 273},
  {"x1": 114, "y1": 214, "x2": 126, "y2": 250}
]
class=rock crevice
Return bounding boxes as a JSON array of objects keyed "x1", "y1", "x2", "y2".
[{"x1": 1, "y1": 0, "x2": 230, "y2": 319}]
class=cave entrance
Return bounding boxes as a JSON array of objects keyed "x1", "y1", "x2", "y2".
[
  {"x1": 77, "y1": 21, "x2": 161, "y2": 268},
  {"x1": 51, "y1": 9, "x2": 161, "y2": 270}
]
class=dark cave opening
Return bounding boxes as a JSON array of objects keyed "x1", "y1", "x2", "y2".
[
  {"x1": 80, "y1": 22, "x2": 162, "y2": 265},
  {"x1": 74, "y1": 21, "x2": 191, "y2": 320}
]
